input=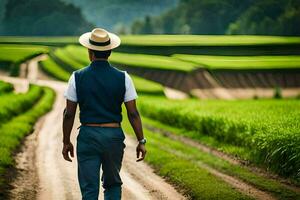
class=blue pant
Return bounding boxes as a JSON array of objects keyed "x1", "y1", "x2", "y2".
[{"x1": 76, "y1": 126, "x2": 126, "y2": 200}]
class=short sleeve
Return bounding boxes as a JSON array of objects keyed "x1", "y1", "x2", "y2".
[
  {"x1": 64, "y1": 72, "x2": 78, "y2": 102},
  {"x1": 124, "y1": 71, "x2": 138, "y2": 102}
]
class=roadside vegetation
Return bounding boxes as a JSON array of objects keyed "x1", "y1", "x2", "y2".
[
  {"x1": 137, "y1": 96, "x2": 300, "y2": 182},
  {"x1": 121, "y1": 35, "x2": 300, "y2": 46},
  {"x1": 0, "y1": 83, "x2": 55, "y2": 195},
  {"x1": 39, "y1": 57, "x2": 70, "y2": 81},
  {"x1": 2, "y1": 35, "x2": 300, "y2": 46},
  {"x1": 0, "y1": 81, "x2": 14, "y2": 94},
  {"x1": 51, "y1": 45, "x2": 197, "y2": 72},
  {"x1": 51, "y1": 45, "x2": 300, "y2": 72},
  {"x1": 0, "y1": 44, "x2": 49, "y2": 75},
  {"x1": 122, "y1": 108, "x2": 300, "y2": 200},
  {"x1": 173, "y1": 54, "x2": 300, "y2": 70},
  {"x1": 122, "y1": 108, "x2": 254, "y2": 200},
  {"x1": 0, "y1": 85, "x2": 44, "y2": 126}
]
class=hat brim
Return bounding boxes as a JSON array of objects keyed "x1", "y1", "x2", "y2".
[{"x1": 79, "y1": 31, "x2": 121, "y2": 51}]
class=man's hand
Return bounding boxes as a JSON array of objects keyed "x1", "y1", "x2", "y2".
[
  {"x1": 136, "y1": 143, "x2": 147, "y2": 162},
  {"x1": 62, "y1": 142, "x2": 74, "y2": 162}
]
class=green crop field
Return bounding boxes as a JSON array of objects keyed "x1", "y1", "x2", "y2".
[
  {"x1": 0, "y1": 44, "x2": 49, "y2": 75},
  {"x1": 122, "y1": 110, "x2": 300, "y2": 199},
  {"x1": 50, "y1": 45, "x2": 300, "y2": 72},
  {"x1": 52, "y1": 47, "x2": 85, "y2": 70},
  {"x1": 0, "y1": 85, "x2": 43, "y2": 126},
  {"x1": 173, "y1": 54, "x2": 300, "y2": 70},
  {"x1": 137, "y1": 96, "x2": 300, "y2": 181},
  {"x1": 56, "y1": 45, "x2": 198, "y2": 72},
  {"x1": 110, "y1": 52, "x2": 197, "y2": 72},
  {"x1": 130, "y1": 74, "x2": 165, "y2": 95},
  {"x1": 0, "y1": 44, "x2": 49, "y2": 63},
  {"x1": 39, "y1": 57, "x2": 70, "y2": 81},
  {"x1": 0, "y1": 36, "x2": 77, "y2": 46},
  {"x1": 0, "y1": 80, "x2": 14, "y2": 94},
  {"x1": 1, "y1": 35, "x2": 300, "y2": 46},
  {"x1": 43, "y1": 49, "x2": 166, "y2": 95},
  {"x1": 0, "y1": 83, "x2": 55, "y2": 191},
  {"x1": 120, "y1": 35, "x2": 300, "y2": 46}
]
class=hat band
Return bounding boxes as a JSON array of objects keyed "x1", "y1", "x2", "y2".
[{"x1": 89, "y1": 38, "x2": 111, "y2": 46}]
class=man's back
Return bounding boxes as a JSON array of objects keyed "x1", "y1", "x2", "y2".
[{"x1": 75, "y1": 60, "x2": 125, "y2": 124}]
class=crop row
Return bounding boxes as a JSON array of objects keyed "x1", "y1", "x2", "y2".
[
  {"x1": 0, "y1": 85, "x2": 55, "y2": 195},
  {"x1": 54, "y1": 45, "x2": 300, "y2": 72},
  {"x1": 0, "y1": 85, "x2": 43, "y2": 126},
  {"x1": 174, "y1": 54, "x2": 300, "y2": 70},
  {"x1": 137, "y1": 96, "x2": 300, "y2": 181},
  {"x1": 39, "y1": 58, "x2": 70, "y2": 81},
  {"x1": 41, "y1": 48, "x2": 165, "y2": 94},
  {"x1": 0, "y1": 44, "x2": 49, "y2": 75},
  {"x1": 52, "y1": 45, "x2": 197, "y2": 72},
  {"x1": 0, "y1": 80, "x2": 14, "y2": 94},
  {"x1": 122, "y1": 108, "x2": 300, "y2": 199},
  {"x1": 1, "y1": 35, "x2": 300, "y2": 46},
  {"x1": 121, "y1": 108, "x2": 251, "y2": 200}
]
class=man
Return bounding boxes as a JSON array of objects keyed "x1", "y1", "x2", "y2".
[{"x1": 62, "y1": 28, "x2": 147, "y2": 200}]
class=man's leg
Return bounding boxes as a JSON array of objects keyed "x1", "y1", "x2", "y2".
[
  {"x1": 77, "y1": 156, "x2": 101, "y2": 200},
  {"x1": 101, "y1": 142, "x2": 125, "y2": 200},
  {"x1": 77, "y1": 128, "x2": 102, "y2": 200}
]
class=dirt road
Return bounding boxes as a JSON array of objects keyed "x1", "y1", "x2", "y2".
[{"x1": 4, "y1": 56, "x2": 186, "y2": 200}]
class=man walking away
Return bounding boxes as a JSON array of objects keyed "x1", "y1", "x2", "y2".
[{"x1": 61, "y1": 28, "x2": 147, "y2": 200}]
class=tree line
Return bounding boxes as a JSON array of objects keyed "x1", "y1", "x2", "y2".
[
  {"x1": 0, "y1": 0, "x2": 93, "y2": 36},
  {"x1": 131, "y1": 0, "x2": 300, "y2": 36}
]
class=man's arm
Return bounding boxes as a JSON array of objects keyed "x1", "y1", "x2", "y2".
[
  {"x1": 124, "y1": 99, "x2": 147, "y2": 162},
  {"x1": 62, "y1": 99, "x2": 77, "y2": 162}
]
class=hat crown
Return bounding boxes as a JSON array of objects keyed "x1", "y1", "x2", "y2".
[{"x1": 90, "y1": 28, "x2": 110, "y2": 43}]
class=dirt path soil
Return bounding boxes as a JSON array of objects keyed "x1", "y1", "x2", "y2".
[
  {"x1": 164, "y1": 87, "x2": 189, "y2": 99},
  {"x1": 2, "y1": 56, "x2": 186, "y2": 200}
]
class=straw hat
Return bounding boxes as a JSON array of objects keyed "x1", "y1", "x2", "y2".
[{"x1": 79, "y1": 28, "x2": 121, "y2": 51}]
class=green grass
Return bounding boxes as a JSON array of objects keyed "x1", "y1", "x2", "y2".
[
  {"x1": 63, "y1": 45, "x2": 89, "y2": 65},
  {"x1": 0, "y1": 86, "x2": 55, "y2": 195},
  {"x1": 2, "y1": 35, "x2": 300, "y2": 46},
  {"x1": 43, "y1": 47, "x2": 165, "y2": 93},
  {"x1": 137, "y1": 96, "x2": 300, "y2": 182},
  {"x1": 120, "y1": 35, "x2": 300, "y2": 46},
  {"x1": 0, "y1": 81, "x2": 14, "y2": 94},
  {"x1": 39, "y1": 57, "x2": 70, "y2": 81},
  {"x1": 0, "y1": 44, "x2": 49, "y2": 75},
  {"x1": 52, "y1": 47, "x2": 85, "y2": 71},
  {"x1": 131, "y1": 74, "x2": 165, "y2": 95},
  {"x1": 58, "y1": 45, "x2": 198, "y2": 72},
  {"x1": 52, "y1": 45, "x2": 300, "y2": 72},
  {"x1": 0, "y1": 44, "x2": 49, "y2": 63},
  {"x1": 0, "y1": 85, "x2": 43, "y2": 126},
  {"x1": 40, "y1": 46, "x2": 166, "y2": 96},
  {"x1": 121, "y1": 109, "x2": 253, "y2": 200},
  {"x1": 140, "y1": 116, "x2": 300, "y2": 199},
  {"x1": 110, "y1": 52, "x2": 197, "y2": 72},
  {"x1": 0, "y1": 36, "x2": 77, "y2": 46},
  {"x1": 173, "y1": 54, "x2": 300, "y2": 70}
]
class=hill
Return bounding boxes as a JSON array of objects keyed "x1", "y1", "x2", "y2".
[
  {"x1": 132, "y1": 0, "x2": 300, "y2": 36},
  {"x1": 0, "y1": 0, "x2": 93, "y2": 36},
  {"x1": 61, "y1": 0, "x2": 178, "y2": 33}
]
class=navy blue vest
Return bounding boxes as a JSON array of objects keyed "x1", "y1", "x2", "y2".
[{"x1": 74, "y1": 60, "x2": 125, "y2": 124}]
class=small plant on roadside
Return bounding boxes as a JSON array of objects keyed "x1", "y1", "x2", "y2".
[{"x1": 273, "y1": 86, "x2": 282, "y2": 99}]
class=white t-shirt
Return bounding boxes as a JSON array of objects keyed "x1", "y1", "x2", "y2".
[{"x1": 64, "y1": 71, "x2": 138, "y2": 102}]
